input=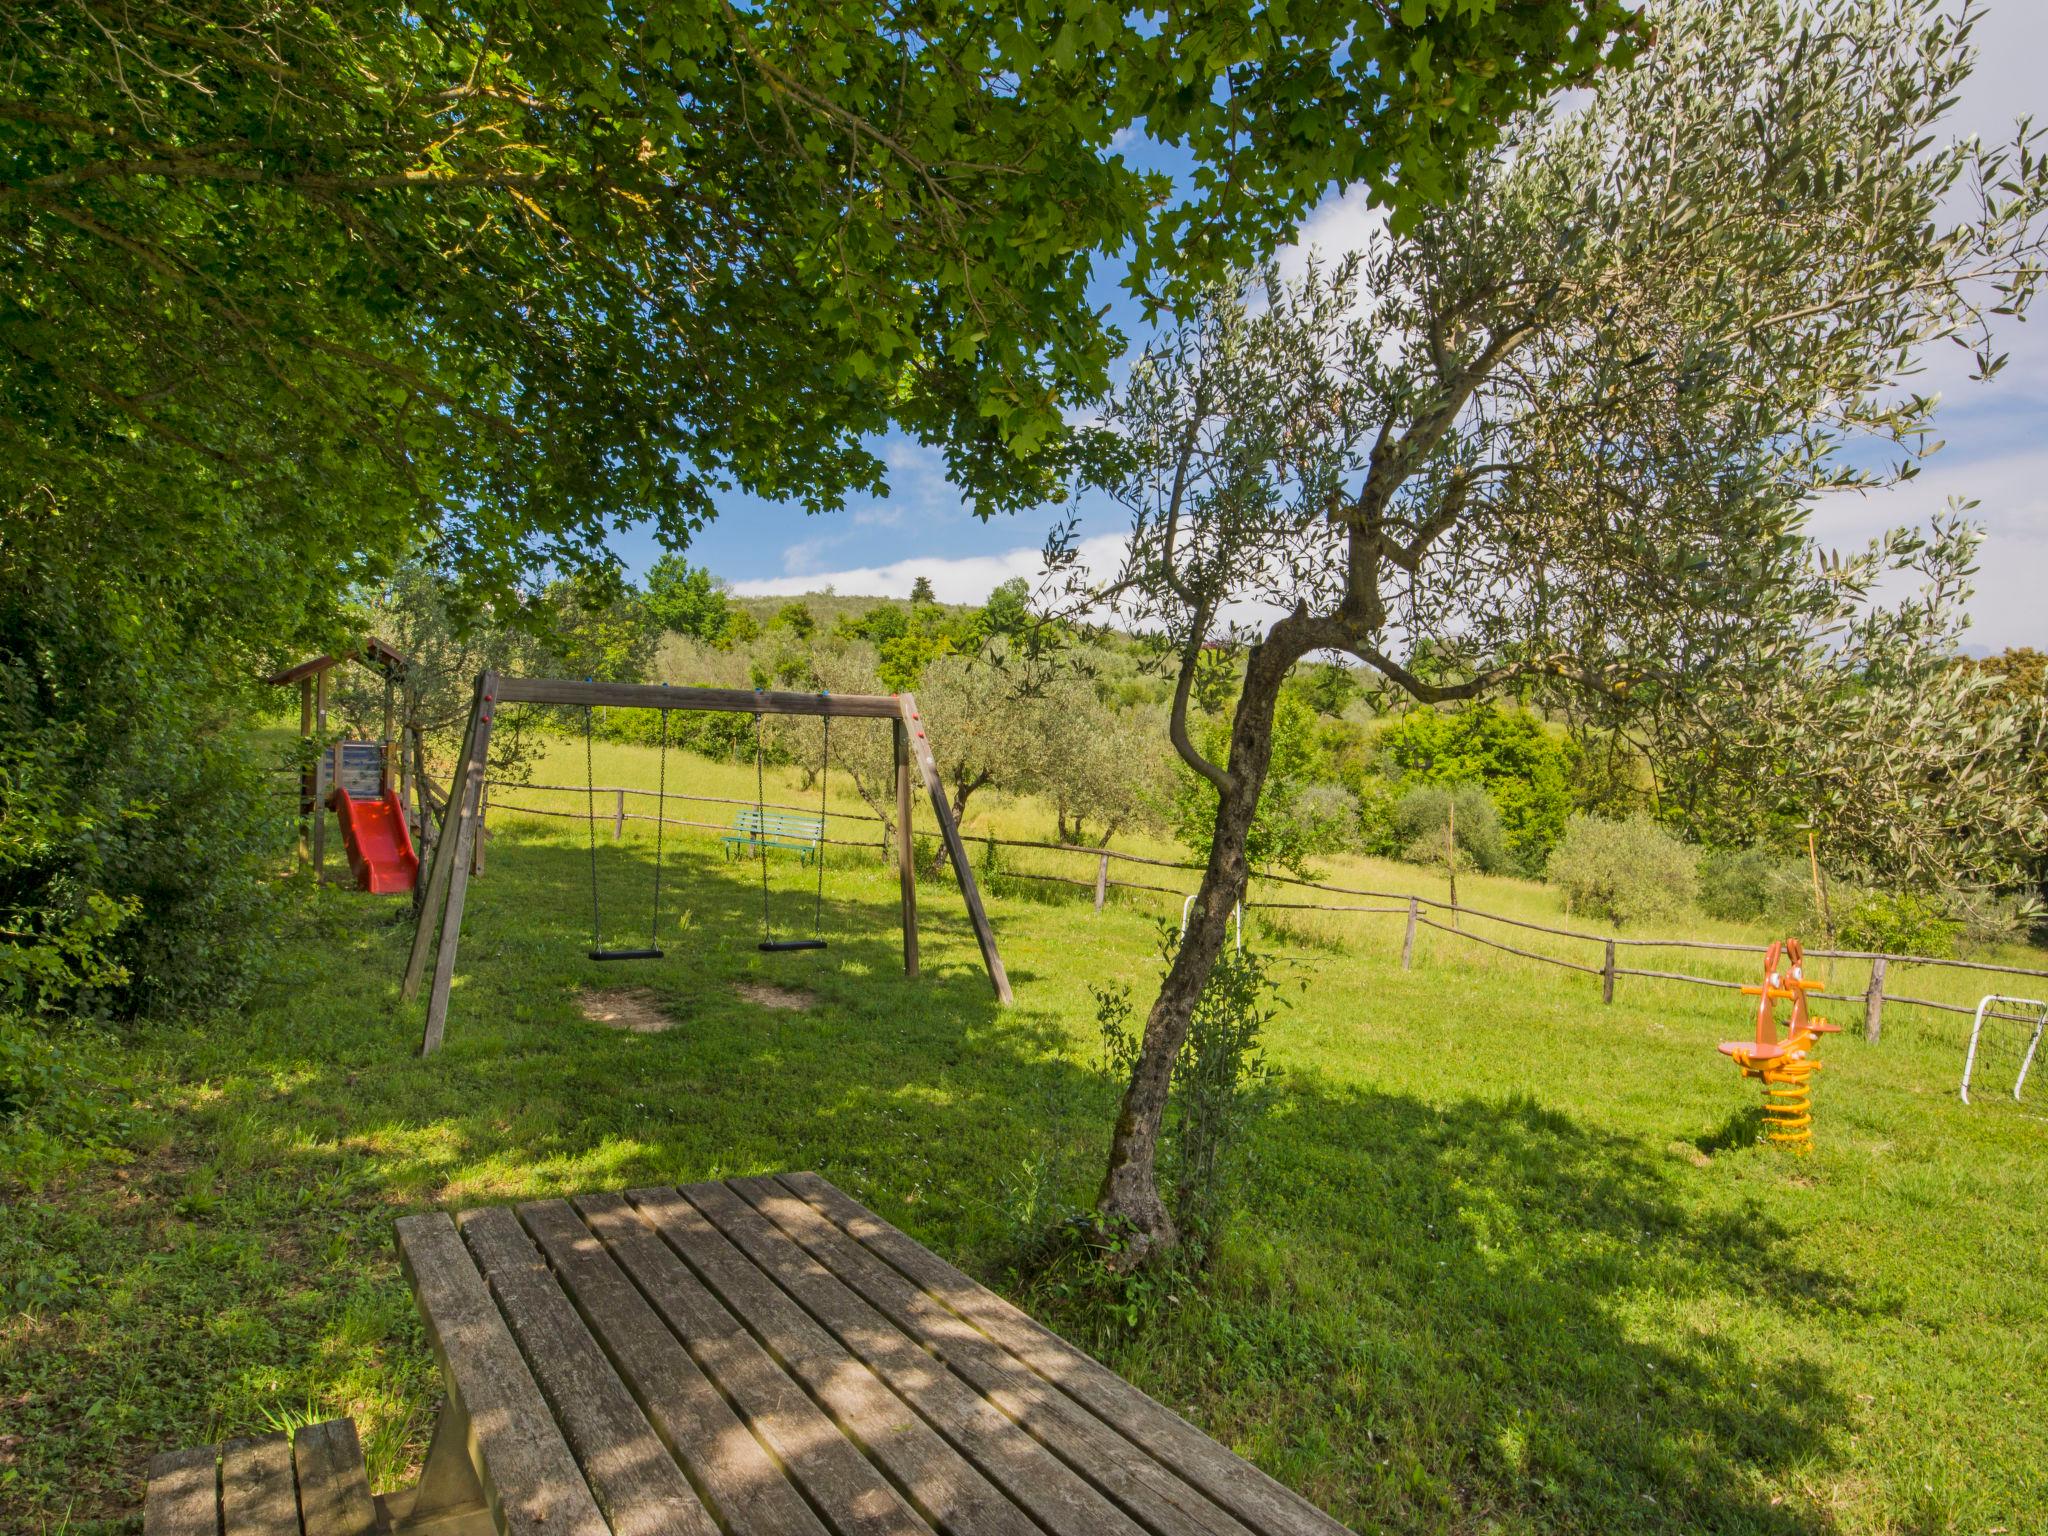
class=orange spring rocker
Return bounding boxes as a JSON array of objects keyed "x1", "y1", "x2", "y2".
[{"x1": 1718, "y1": 938, "x2": 1841, "y2": 1152}]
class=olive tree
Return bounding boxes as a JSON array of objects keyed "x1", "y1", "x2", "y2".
[{"x1": 1055, "y1": 0, "x2": 2048, "y2": 1261}]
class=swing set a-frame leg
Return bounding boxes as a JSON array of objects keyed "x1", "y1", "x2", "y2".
[
  {"x1": 897, "y1": 692, "x2": 1012, "y2": 1005},
  {"x1": 404, "y1": 672, "x2": 497, "y2": 1054}
]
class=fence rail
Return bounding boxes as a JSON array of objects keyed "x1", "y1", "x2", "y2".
[{"x1": 479, "y1": 777, "x2": 2048, "y2": 1039}]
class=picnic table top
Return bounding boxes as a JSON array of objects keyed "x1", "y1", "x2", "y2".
[{"x1": 394, "y1": 1172, "x2": 1353, "y2": 1536}]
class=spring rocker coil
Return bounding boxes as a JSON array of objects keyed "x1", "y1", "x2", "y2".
[{"x1": 1719, "y1": 938, "x2": 1840, "y2": 1152}]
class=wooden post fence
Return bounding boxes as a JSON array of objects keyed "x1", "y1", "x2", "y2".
[
  {"x1": 1094, "y1": 854, "x2": 1110, "y2": 914},
  {"x1": 612, "y1": 788, "x2": 626, "y2": 841},
  {"x1": 1865, "y1": 956, "x2": 1888, "y2": 1042},
  {"x1": 1401, "y1": 897, "x2": 1419, "y2": 970},
  {"x1": 1602, "y1": 939, "x2": 1617, "y2": 1004}
]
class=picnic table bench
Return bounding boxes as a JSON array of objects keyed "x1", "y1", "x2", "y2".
[
  {"x1": 143, "y1": 1173, "x2": 1352, "y2": 1536},
  {"x1": 721, "y1": 808, "x2": 824, "y2": 865}
]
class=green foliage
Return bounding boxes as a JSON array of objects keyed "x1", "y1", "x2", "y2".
[
  {"x1": 1097, "y1": 935, "x2": 1279, "y2": 1264},
  {"x1": 1171, "y1": 692, "x2": 1338, "y2": 877},
  {"x1": 909, "y1": 576, "x2": 938, "y2": 605},
  {"x1": 1839, "y1": 892, "x2": 1960, "y2": 960},
  {"x1": 979, "y1": 578, "x2": 1032, "y2": 638},
  {"x1": 1377, "y1": 705, "x2": 1577, "y2": 872},
  {"x1": 1391, "y1": 784, "x2": 1511, "y2": 874},
  {"x1": 1549, "y1": 815, "x2": 1698, "y2": 928},
  {"x1": 644, "y1": 558, "x2": 735, "y2": 647},
  {"x1": 1290, "y1": 662, "x2": 1361, "y2": 719},
  {"x1": 772, "y1": 603, "x2": 818, "y2": 641},
  {"x1": 1696, "y1": 846, "x2": 1819, "y2": 927}
]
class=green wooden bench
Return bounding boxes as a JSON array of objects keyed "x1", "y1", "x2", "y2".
[{"x1": 721, "y1": 807, "x2": 823, "y2": 865}]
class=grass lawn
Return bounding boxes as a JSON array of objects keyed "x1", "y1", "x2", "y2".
[{"x1": 4, "y1": 735, "x2": 2045, "y2": 1534}]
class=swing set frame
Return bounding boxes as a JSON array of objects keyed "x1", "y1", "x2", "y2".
[{"x1": 400, "y1": 672, "x2": 1012, "y2": 1055}]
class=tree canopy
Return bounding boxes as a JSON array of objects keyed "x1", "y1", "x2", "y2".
[{"x1": 5, "y1": 0, "x2": 1634, "y2": 646}]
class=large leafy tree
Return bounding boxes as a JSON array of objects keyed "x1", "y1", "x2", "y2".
[
  {"x1": 3, "y1": 0, "x2": 1633, "y2": 634},
  {"x1": 1055, "y1": 0, "x2": 2048, "y2": 1261}
]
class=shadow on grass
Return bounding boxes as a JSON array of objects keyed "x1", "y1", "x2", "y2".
[
  {"x1": 1023, "y1": 1079, "x2": 1853, "y2": 1536},
  {"x1": 26, "y1": 828, "x2": 1849, "y2": 1535}
]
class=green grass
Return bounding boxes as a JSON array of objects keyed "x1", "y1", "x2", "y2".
[{"x1": 4, "y1": 736, "x2": 2046, "y2": 1535}]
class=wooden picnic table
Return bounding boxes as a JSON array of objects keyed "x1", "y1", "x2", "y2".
[{"x1": 392, "y1": 1172, "x2": 1354, "y2": 1536}]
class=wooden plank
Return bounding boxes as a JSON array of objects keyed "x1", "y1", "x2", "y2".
[
  {"x1": 896, "y1": 694, "x2": 1012, "y2": 1005},
  {"x1": 493, "y1": 678, "x2": 902, "y2": 717},
  {"x1": 894, "y1": 719, "x2": 918, "y2": 979},
  {"x1": 312, "y1": 668, "x2": 329, "y2": 880},
  {"x1": 682, "y1": 1181, "x2": 1133, "y2": 1536},
  {"x1": 420, "y1": 675, "x2": 496, "y2": 1054},
  {"x1": 458, "y1": 1206, "x2": 717, "y2": 1536},
  {"x1": 515, "y1": 1199, "x2": 831, "y2": 1536},
  {"x1": 144, "y1": 1445, "x2": 220, "y2": 1536},
  {"x1": 403, "y1": 676, "x2": 483, "y2": 1001},
  {"x1": 731, "y1": 1177, "x2": 1251, "y2": 1536},
  {"x1": 780, "y1": 1175, "x2": 1355, "y2": 1536},
  {"x1": 220, "y1": 1435, "x2": 296, "y2": 1536},
  {"x1": 576, "y1": 1194, "x2": 930, "y2": 1536},
  {"x1": 393, "y1": 1211, "x2": 609, "y2": 1536},
  {"x1": 626, "y1": 1184, "x2": 1031, "y2": 1536},
  {"x1": 292, "y1": 1420, "x2": 378, "y2": 1536}
]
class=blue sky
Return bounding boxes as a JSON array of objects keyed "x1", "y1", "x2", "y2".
[{"x1": 615, "y1": 3, "x2": 2045, "y2": 653}]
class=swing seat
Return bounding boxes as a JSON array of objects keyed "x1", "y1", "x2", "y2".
[
  {"x1": 758, "y1": 938, "x2": 827, "y2": 953},
  {"x1": 590, "y1": 947, "x2": 665, "y2": 962}
]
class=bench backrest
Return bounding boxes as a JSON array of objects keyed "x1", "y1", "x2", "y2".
[{"x1": 731, "y1": 808, "x2": 823, "y2": 840}]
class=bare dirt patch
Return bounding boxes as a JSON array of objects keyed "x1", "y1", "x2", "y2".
[
  {"x1": 578, "y1": 987, "x2": 677, "y2": 1033},
  {"x1": 734, "y1": 981, "x2": 815, "y2": 1012}
]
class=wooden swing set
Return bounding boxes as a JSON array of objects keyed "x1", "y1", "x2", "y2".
[{"x1": 399, "y1": 672, "x2": 1012, "y2": 1055}]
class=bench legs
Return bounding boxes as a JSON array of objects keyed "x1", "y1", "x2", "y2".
[{"x1": 378, "y1": 1398, "x2": 491, "y2": 1536}]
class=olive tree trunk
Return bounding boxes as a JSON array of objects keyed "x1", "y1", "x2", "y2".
[{"x1": 1095, "y1": 624, "x2": 1309, "y2": 1264}]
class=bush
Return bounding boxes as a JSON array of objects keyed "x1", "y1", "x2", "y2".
[
  {"x1": 1096, "y1": 934, "x2": 1278, "y2": 1267},
  {"x1": 1839, "y1": 891, "x2": 1960, "y2": 958},
  {"x1": 1375, "y1": 703, "x2": 1578, "y2": 871},
  {"x1": 1390, "y1": 784, "x2": 1510, "y2": 874},
  {"x1": 1549, "y1": 814, "x2": 1697, "y2": 927},
  {"x1": 1697, "y1": 845, "x2": 1818, "y2": 926}
]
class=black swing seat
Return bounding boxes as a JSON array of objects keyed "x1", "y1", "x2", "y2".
[
  {"x1": 590, "y1": 947, "x2": 665, "y2": 962},
  {"x1": 758, "y1": 938, "x2": 827, "y2": 953}
]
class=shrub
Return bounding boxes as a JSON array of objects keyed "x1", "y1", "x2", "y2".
[
  {"x1": 1375, "y1": 703, "x2": 1578, "y2": 871},
  {"x1": 1096, "y1": 934, "x2": 1278, "y2": 1267},
  {"x1": 1697, "y1": 845, "x2": 1818, "y2": 926},
  {"x1": 1549, "y1": 814, "x2": 1697, "y2": 927},
  {"x1": 1390, "y1": 784, "x2": 1510, "y2": 874},
  {"x1": 1839, "y1": 891, "x2": 1960, "y2": 958}
]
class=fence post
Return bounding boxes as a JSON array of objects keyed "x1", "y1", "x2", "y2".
[
  {"x1": 1094, "y1": 853, "x2": 1109, "y2": 914},
  {"x1": 470, "y1": 783, "x2": 488, "y2": 877},
  {"x1": 1864, "y1": 955, "x2": 1887, "y2": 1043},
  {"x1": 1602, "y1": 938, "x2": 1616, "y2": 1004},
  {"x1": 613, "y1": 788, "x2": 625, "y2": 841},
  {"x1": 1401, "y1": 897, "x2": 1419, "y2": 970}
]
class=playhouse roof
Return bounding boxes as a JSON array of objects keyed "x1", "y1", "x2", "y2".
[{"x1": 264, "y1": 636, "x2": 410, "y2": 687}]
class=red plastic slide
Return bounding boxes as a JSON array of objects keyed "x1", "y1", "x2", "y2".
[{"x1": 329, "y1": 786, "x2": 420, "y2": 894}]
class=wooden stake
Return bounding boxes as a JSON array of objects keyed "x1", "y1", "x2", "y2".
[
  {"x1": 894, "y1": 717, "x2": 918, "y2": 978},
  {"x1": 1864, "y1": 955, "x2": 1887, "y2": 1043},
  {"x1": 1401, "y1": 897, "x2": 1419, "y2": 970},
  {"x1": 1094, "y1": 853, "x2": 1109, "y2": 914},
  {"x1": 1445, "y1": 793, "x2": 1458, "y2": 926},
  {"x1": 297, "y1": 676, "x2": 314, "y2": 864},
  {"x1": 1602, "y1": 938, "x2": 1617, "y2": 1004},
  {"x1": 312, "y1": 667, "x2": 329, "y2": 880}
]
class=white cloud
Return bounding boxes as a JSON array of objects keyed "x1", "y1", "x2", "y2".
[
  {"x1": 1275, "y1": 183, "x2": 1389, "y2": 285},
  {"x1": 732, "y1": 533, "x2": 1136, "y2": 608}
]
